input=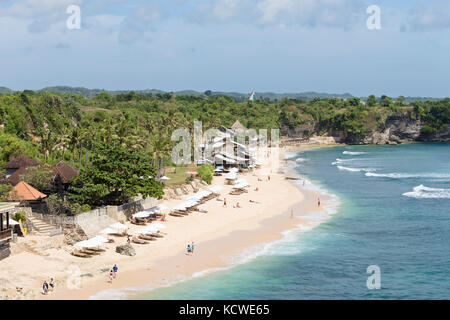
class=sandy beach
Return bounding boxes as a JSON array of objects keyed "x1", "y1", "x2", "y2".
[{"x1": 0, "y1": 146, "x2": 332, "y2": 300}]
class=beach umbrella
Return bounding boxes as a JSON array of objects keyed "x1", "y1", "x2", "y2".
[
  {"x1": 145, "y1": 225, "x2": 164, "y2": 233},
  {"x1": 185, "y1": 195, "x2": 201, "y2": 202},
  {"x1": 233, "y1": 182, "x2": 249, "y2": 189},
  {"x1": 2, "y1": 218, "x2": 19, "y2": 227},
  {"x1": 207, "y1": 185, "x2": 223, "y2": 193},
  {"x1": 235, "y1": 178, "x2": 248, "y2": 185},
  {"x1": 110, "y1": 222, "x2": 128, "y2": 231},
  {"x1": 99, "y1": 227, "x2": 117, "y2": 235},
  {"x1": 156, "y1": 204, "x2": 169, "y2": 211},
  {"x1": 173, "y1": 204, "x2": 187, "y2": 211},
  {"x1": 90, "y1": 235, "x2": 108, "y2": 244},
  {"x1": 150, "y1": 223, "x2": 167, "y2": 230},
  {"x1": 186, "y1": 170, "x2": 198, "y2": 175},
  {"x1": 182, "y1": 200, "x2": 198, "y2": 208},
  {"x1": 225, "y1": 172, "x2": 237, "y2": 180},
  {"x1": 133, "y1": 211, "x2": 151, "y2": 218},
  {"x1": 160, "y1": 176, "x2": 171, "y2": 181},
  {"x1": 75, "y1": 239, "x2": 99, "y2": 249}
]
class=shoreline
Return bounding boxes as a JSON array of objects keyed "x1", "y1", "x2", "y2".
[{"x1": 2, "y1": 145, "x2": 338, "y2": 300}]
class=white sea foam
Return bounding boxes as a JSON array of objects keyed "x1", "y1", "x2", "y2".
[
  {"x1": 343, "y1": 151, "x2": 366, "y2": 155},
  {"x1": 402, "y1": 185, "x2": 450, "y2": 199},
  {"x1": 283, "y1": 152, "x2": 298, "y2": 160},
  {"x1": 366, "y1": 172, "x2": 450, "y2": 180},
  {"x1": 331, "y1": 158, "x2": 357, "y2": 165},
  {"x1": 337, "y1": 166, "x2": 375, "y2": 173},
  {"x1": 295, "y1": 157, "x2": 307, "y2": 163}
]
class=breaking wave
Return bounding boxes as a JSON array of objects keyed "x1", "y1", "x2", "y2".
[
  {"x1": 337, "y1": 166, "x2": 375, "y2": 173},
  {"x1": 366, "y1": 172, "x2": 450, "y2": 180},
  {"x1": 343, "y1": 151, "x2": 366, "y2": 155},
  {"x1": 402, "y1": 185, "x2": 450, "y2": 199}
]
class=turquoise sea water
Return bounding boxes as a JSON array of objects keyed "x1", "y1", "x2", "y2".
[{"x1": 126, "y1": 143, "x2": 450, "y2": 300}]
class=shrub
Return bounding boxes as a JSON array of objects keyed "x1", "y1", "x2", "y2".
[
  {"x1": 14, "y1": 211, "x2": 27, "y2": 223},
  {"x1": 197, "y1": 164, "x2": 214, "y2": 184}
]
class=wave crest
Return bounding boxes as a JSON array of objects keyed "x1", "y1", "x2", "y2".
[
  {"x1": 366, "y1": 172, "x2": 450, "y2": 180},
  {"x1": 343, "y1": 151, "x2": 366, "y2": 155},
  {"x1": 337, "y1": 166, "x2": 374, "y2": 173},
  {"x1": 403, "y1": 185, "x2": 450, "y2": 199}
]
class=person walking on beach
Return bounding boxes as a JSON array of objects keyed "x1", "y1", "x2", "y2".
[
  {"x1": 187, "y1": 244, "x2": 192, "y2": 255},
  {"x1": 49, "y1": 278, "x2": 55, "y2": 292},
  {"x1": 318, "y1": 197, "x2": 321, "y2": 207},
  {"x1": 42, "y1": 281, "x2": 49, "y2": 295},
  {"x1": 108, "y1": 270, "x2": 114, "y2": 283},
  {"x1": 223, "y1": 198, "x2": 227, "y2": 208},
  {"x1": 127, "y1": 234, "x2": 131, "y2": 244},
  {"x1": 113, "y1": 265, "x2": 118, "y2": 278}
]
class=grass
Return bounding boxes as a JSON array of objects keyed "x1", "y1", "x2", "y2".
[{"x1": 163, "y1": 165, "x2": 198, "y2": 187}]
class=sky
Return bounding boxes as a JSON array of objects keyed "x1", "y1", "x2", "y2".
[{"x1": 0, "y1": 0, "x2": 449, "y2": 97}]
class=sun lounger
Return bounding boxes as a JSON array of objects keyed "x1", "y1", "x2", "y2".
[
  {"x1": 132, "y1": 237, "x2": 149, "y2": 245},
  {"x1": 82, "y1": 248, "x2": 102, "y2": 255},
  {"x1": 71, "y1": 249, "x2": 92, "y2": 258},
  {"x1": 149, "y1": 232, "x2": 163, "y2": 238},
  {"x1": 169, "y1": 212, "x2": 183, "y2": 217},
  {"x1": 139, "y1": 234, "x2": 157, "y2": 241}
]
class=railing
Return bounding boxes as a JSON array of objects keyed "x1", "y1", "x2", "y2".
[{"x1": 0, "y1": 228, "x2": 12, "y2": 241}]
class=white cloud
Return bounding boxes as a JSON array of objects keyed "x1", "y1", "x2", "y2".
[{"x1": 402, "y1": 4, "x2": 450, "y2": 31}]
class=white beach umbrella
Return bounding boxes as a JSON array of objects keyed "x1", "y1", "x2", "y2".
[
  {"x1": 99, "y1": 227, "x2": 117, "y2": 235},
  {"x1": 235, "y1": 178, "x2": 248, "y2": 185},
  {"x1": 2, "y1": 218, "x2": 19, "y2": 227},
  {"x1": 233, "y1": 182, "x2": 249, "y2": 189},
  {"x1": 90, "y1": 235, "x2": 108, "y2": 244},
  {"x1": 133, "y1": 211, "x2": 151, "y2": 218},
  {"x1": 149, "y1": 223, "x2": 166, "y2": 230},
  {"x1": 160, "y1": 176, "x2": 171, "y2": 181},
  {"x1": 145, "y1": 225, "x2": 164, "y2": 233},
  {"x1": 110, "y1": 222, "x2": 128, "y2": 231},
  {"x1": 207, "y1": 185, "x2": 223, "y2": 193},
  {"x1": 182, "y1": 200, "x2": 198, "y2": 208},
  {"x1": 185, "y1": 195, "x2": 201, "y2": 202},
  {"x1": 75, "y1": 239, "x2": 99, "y2": 249},
  {"x1": 156, "y1": 204, "x2": 169, "y2": 211},
  {"x1": 225, "y1": 172, "x2": 237, "y2": 180},
  {"x1": 173, "y1": 204, "x2": 187, "y2": 211}
]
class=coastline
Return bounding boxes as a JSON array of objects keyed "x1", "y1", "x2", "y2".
[{"x1": 2, "y1": 145, "x2": 338, "y2": 300}]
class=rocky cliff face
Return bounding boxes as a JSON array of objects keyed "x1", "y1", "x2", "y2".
[{"x1": 282, "y1": 114, "x2": 450, "y2": 145}]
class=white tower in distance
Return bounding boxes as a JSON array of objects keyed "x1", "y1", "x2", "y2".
[{"x1": 248, "y1": 92, "x2": 255, "y2": 102}]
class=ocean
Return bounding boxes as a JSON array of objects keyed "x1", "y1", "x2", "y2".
[{"x1": 118, "y1": 142, "x2": 450, "y2": 299}]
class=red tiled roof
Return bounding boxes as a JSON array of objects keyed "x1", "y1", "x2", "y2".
[
  {"x1": 52, "y1": 161, "x2": 78, "y2": 184},
  {"x1": 8, "y1": 181, "x2": 47, "y2": 201},
  {"x1": 2, "y1": 155, "x2": 39, "y2": 169}
]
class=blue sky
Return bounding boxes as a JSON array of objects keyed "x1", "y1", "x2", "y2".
[{"x1": 0, "y1": 0, "x2": 449, "y2": 97}]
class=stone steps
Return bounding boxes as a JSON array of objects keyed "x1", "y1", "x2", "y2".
[{"x1": 27, "y1": 217, "x2": 58, "y2": 236}]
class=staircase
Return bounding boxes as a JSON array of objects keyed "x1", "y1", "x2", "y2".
[
  {"x1": 23, "y1": 241, "x2": 50, "y2": 257},
  {"x1": 27, "y1": 216, "x2": 58, "y2": 236}
]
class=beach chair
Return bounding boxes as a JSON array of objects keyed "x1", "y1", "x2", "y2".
[
  {"x1": 132, "y1": 237, "x2": 149, "y2": 245},
  {"x1": 139, "y1": 234, "x2": 157, "y2": 241},
  {"x1": 71, "y1": 249, "x2": 92, "y2": 258}
]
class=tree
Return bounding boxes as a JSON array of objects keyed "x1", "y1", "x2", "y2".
[
  {"x1": 367, "y1": 95, "x2": 377, "y2": 107},
  {"x1": 19, "y1": 165, "x2": 55, "y2": 192},
  {"x1": 68, "y1": 142, "x2": 164, "y2": 207}
]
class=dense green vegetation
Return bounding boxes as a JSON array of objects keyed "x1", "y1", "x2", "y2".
[{"x1": 0, "y1": 90, "x2": 448, "y2": 213}]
